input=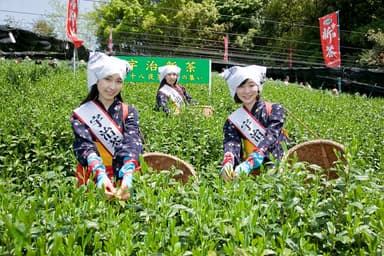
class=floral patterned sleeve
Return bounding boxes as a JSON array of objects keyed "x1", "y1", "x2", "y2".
[
  {"x1": 181, "y1": 86, "x2": 193, "y2": 104},
  {"x1": 114, "y1": 105, "x2": 143, "y2": 164},
  {"x1": 223, "y1": 119, "x2": 243, "y2": 165},
  {"x1": 155, "y1": 91, "x2": 170, "y2": 113},
  {"x1": 256, "y1": 103, "x2": 286, "y2": 154},
  {"x1": 70, "y1": 115, "x2": 98, "y2": 167}
]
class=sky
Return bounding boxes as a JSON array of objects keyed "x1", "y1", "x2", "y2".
[
  {"x1": 0, "y1": 0, "x2": 95, "y2": 28},
  {"x1": 0, "y1": 0, "x2": 98, "y2": 48}
]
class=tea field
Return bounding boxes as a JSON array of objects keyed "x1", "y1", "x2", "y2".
[{"x1": 0, "y1": 60, "x2": 383, "y2": 255}]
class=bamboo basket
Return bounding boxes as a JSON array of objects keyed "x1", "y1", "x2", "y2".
[
  {"x1": 282, "y1": 139, "x2": 345, "y2": 180},
  {"x1": 142, "y1": 152, "x2": 196, "y2": 184}
]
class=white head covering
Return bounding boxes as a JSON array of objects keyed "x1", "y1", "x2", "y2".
[
  {"x1": 158, "y1": 65, "x2": 181, "y2": 83},
  {"x1": 219, "y1": 65, "x2": 267, "y2": 98},
  {"x1": 87, "y1": 52, "x2": 132, "y2": 91}
]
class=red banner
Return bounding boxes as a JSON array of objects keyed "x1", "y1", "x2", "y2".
[
  {"x1": 223, "y1": 34, "x2": 228, "y2": 61},
  {"x1": 66, "y1": 0, "x2": 83, "y2": 48},
  {"x1": 319, "y1": 11, "x2": 341, "y2": 67},
  {"x1": 108, "y1": 27, "x2": 113, "y2": 53}
]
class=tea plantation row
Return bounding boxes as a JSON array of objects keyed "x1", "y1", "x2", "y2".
[{"x1": 0, "y1": 60, "x2": 383, "y2": 255}]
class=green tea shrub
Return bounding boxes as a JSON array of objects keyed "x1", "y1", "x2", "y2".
[{"x1": 0, "y1": 60, "x2": 383, "y2": 255}]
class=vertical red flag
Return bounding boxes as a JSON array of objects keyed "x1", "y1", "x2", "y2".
[
  {"x1": 108, "y1": 27, "x2": 113, "y2": 53},
  {"x1": 66, "y1": 0, "x2": 83, "y2": 48},
  {"x1": 319, "y1": 11, "x2": 341, "y2": 67},
  {"x1": 223, "y1": 34, "x2": 228, "y2": 61}
]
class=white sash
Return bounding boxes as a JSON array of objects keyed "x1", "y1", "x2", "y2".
[
  {"x1": 73, "y1": 101, "x2": 123, "y2": 155},
  {"x1": 159, "y1": 84, "x2": 185, "y2": 108},
  {"x1": 228, "y1": 107, "x2": 266, "y2": 147}
]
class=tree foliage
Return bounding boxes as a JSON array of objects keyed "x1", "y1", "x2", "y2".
[
  {"x1": 32, "y1": 20, "x2": 56, "y2": 37},
  {"x1": 90, "y1": 0, "x2": 384, "y2": 68},
  {"x1": 93, "y1": 0, "x2": 225, "y2": 56},
  {"x1": 359, "y1": 29, "x2": 384, "y2": 67}
]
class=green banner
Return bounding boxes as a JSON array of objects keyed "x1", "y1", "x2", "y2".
[{"x1": 117, "y1": 56, "x2": 211, "y2": 85}]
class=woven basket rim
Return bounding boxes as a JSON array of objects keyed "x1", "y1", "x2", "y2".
[
  {"x1": 282, "y1": 139, "x2": 345, "y2": 165},
  {"x1": 281, "y1": 139, "x2": 345, "y2": 180},
  {"x1": 142, "y1": 152, "x2": 196, "y2": 176},
  {"x1": 285, "y1": 139, "x2": 345, "y2": 157}
]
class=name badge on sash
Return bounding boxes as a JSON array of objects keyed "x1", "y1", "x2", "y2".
[
  {"x1": 73, "y1": 101, "x2": 124, "y2": 155},
  {"x1": 159, "y1": 84, "x2": 185, "y2": 109},
  {"x1": 228, "y1": 107, "x2": 266, "y2": 147}
]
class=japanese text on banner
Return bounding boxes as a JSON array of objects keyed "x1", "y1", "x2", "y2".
[{"x1": 319, "y1": 11, "x2": 341, "y2": 68}]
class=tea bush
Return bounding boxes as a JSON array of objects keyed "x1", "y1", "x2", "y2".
[{"x1": 0, "y1": 60, "x2": 383, "y2": 255}]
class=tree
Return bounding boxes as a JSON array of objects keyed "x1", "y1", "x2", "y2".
[
  {"x1": 45, "y1": 0, "x2": 98, "y2": 49},
  {"x1": 2, "y1": 16, "x2": 23, "y2": 28},
  {"x1": 305, "y1": 0, "x2": 384, "y2": 66},
  {"x1": 92, "y1": 0, "x2": 224, "y2": 57},
  {"x1": 88, "y1": 0, "x2": 384, "y2": 68},
  {"x1": 262, "y1": 0, "x2": 384, "y2": 67},
  {"x1": 32, "y1": 20, "x2": 56, "y2": 37},
  {"x1": 216, "y1": 0, "x2": 266, "y2": 48},
  {"x1": 359, "y1": 29, "x2": 384, "y2": 67}
]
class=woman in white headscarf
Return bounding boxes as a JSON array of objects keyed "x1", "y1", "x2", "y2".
[
  {"x1": 155, "y1": 65, "x2": 193, "y2": 114},
  {"x1": 219, "y1": 65, "x2": 288, "y2": 180},
  {"x1": 70, "y1": 52, "x2": 143, "y2": 200}
]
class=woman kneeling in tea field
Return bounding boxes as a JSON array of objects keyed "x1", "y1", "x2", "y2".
[
  {"x1": 154, "y1": 65, "x2": 193, "y2": 114},
  {"x1": 71, "y1": 52, "x2": 143, "y2": 200},
  {"x1": 219, "y1": 65, "x2": 289, "y2": 180}
]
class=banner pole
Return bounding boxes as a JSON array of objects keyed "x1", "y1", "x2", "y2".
[
  {"x1": 337, "y1": 76, "x2": 341, "y2": 93},
  {"x1": 208, "y1": 59, "x2": 212, "y2": 103},
  {"x1": 73, "y1": 47, "x2": 77, "y2": 74},
  {"x1": 337, "y1": 11, "x2": 341, "y2": 94}
]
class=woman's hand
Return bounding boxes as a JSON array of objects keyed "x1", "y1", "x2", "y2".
[
  {"x1": 96, "y1": 172, "x2": 116, "y2": 199},
  {"x1": 116, "y1": 159, "x2": 135, "y2": 200}
]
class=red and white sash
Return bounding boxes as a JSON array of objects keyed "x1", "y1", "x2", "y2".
[
  {"x1": 73, "y1": 101, "x2": 124, "y2": 156},
  {"x1": 228, "y1": 106, "x2": 266, "y2": 148},
  {"x1": 159, "y1": 84, "x2": 185, "y2": 109}
]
